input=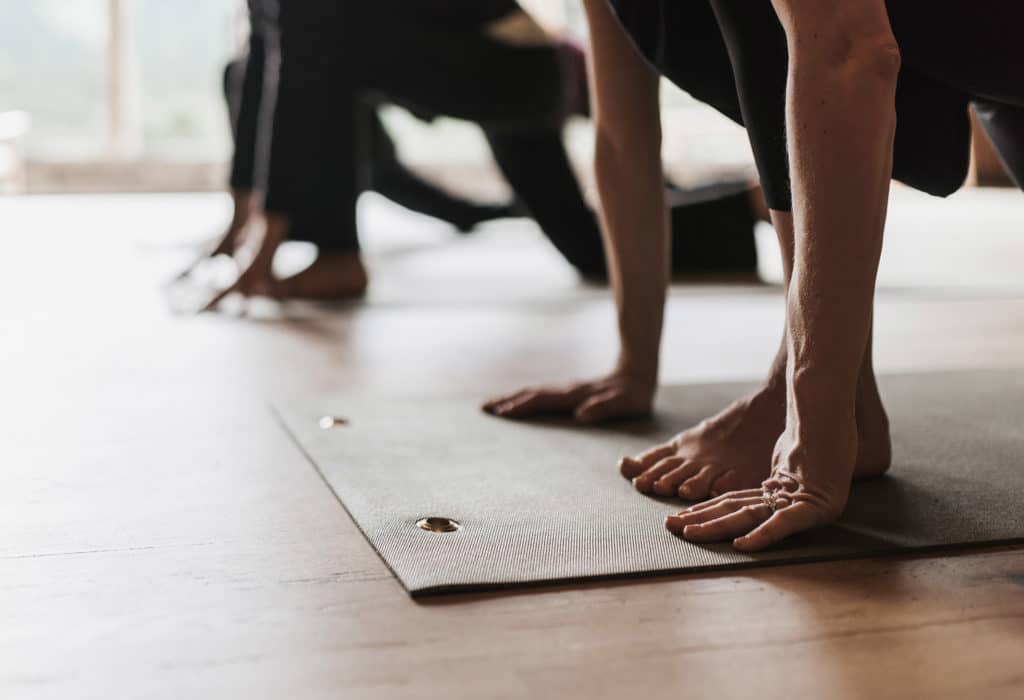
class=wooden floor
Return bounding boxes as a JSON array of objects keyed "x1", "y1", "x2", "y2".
[{"x1": 3, "y1": 189, "x2": 1024, "y2": 699}]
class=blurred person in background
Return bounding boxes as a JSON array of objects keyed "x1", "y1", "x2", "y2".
[
  {"x1": 178, "y1": 0, "x2": 516, "y2": 287},
  {"x1": 200, "y1": 0, "x2": 767, "y2": 306}
]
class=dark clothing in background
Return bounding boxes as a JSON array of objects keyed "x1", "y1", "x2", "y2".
[
  {"x1": 225, "y1": 0, "x2": 511, "y2": 237},
  {"x1": 610, "y1": 0, "x2": 1024, "y2": 211},
  {"x1": 359, "y1": 0, "x2": 520, "y2": 26},
  {"x1": 225, "y1": 0, "x2": 279, "y2": 193},
  {"x1": 253, "y1": 0, "x2": 757, "y2": 276},
  {"x1": 264, "y1": 0, "x2": 568, "y2": 251}
]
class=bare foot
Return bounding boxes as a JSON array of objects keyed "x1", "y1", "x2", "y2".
[
  {"x1": 622, "y1": 378, "x2": 890, "y2": 501},
  {"x1": 853, "y1": 373, "x2": 891, "y2": 479},
  {"x1": 281, "y1": 253, "x2": 368, "y2": 300},
  {"x1": 621, "y1": 384, "x2": 786, "y2": 500}
]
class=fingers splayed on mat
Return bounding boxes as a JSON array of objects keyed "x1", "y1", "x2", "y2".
[
  {"x1": 665, "y1": 467, "x2": 847, "y2": 552},
  {"x1": 482, "y1": 371, "x2": 655, "y2": 423}
]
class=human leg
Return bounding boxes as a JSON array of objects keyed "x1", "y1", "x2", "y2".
[{"x1": 367, "y1": 110, "x2": 515, "y2": 232}]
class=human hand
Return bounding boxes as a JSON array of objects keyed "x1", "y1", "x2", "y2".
[
  {"x1": 664, "y1": 419, "x2": 856, "y2": 552},
  {"x1": 199, "y1": 212, "x2": 289, "y2": 313},
  {"x1": 483, "y1": 371, "x2": 655, "y2": 424},
  {"x1": 199, "y1": 252, "x2": 281, "y2": 313},
  {"x1": 172, "y1": 191, "x2": 258, "y2": 284}
]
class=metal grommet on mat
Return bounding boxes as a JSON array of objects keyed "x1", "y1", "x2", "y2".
[
  {"x1": 417, "y1": 517, "x2": 461, "y2": 533},
  {"x1": 319, "y1": 416, "x2": 348, "y2": 429}
]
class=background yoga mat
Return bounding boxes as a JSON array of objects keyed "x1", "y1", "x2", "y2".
[{"x1": 275, "y1": 370, "x2": 1024, "y2": 596}]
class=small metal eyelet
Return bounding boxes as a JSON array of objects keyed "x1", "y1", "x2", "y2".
[
  {"x1": 319, "y1": 416, "x2": 348, "y2": 429},
  {"x1": 417, "y1": 517, "x2": 461, "y2": 533}
]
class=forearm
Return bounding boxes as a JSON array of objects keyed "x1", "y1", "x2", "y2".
[
  {"x1": 583, "y1": 0, "x2": 667, "y2": 385},
  {"x1": 776, "y1": 3, "x2": 899, "y2": 413},
  {"x1": 594, "y1": 130, "x2": 668, "y2": 382}
]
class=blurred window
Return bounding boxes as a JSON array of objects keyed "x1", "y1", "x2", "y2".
[
  {"x1": 0, "y1": 0, "x2": 238, "y2": 163},
  {"x1": 0, "y1": 0, "x2": 109, "y2": 159}
]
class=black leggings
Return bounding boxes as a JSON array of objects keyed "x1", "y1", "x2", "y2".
[
  {"x1": 266, "y1": 2, "x2": 582, "y2": 255},
  {"x1": 265, "y1": 1, "x2": 759, "y2": 276},
  {"x1": 225, "y1": 0, "x2": 505, "y2": 239},
  {"x1": 225, "y1": 0, "x2": 279, "y2": 194},
  {"x1": 611, "y1": 0, "x2": 1024, "y2": 211}
]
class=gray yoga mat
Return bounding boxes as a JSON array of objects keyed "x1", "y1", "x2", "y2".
[{"x1": 275, "y1": 370, "x2": 1024, "y2": 596}]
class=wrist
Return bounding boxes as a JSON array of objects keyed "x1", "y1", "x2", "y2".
[
  {"x1": 787, "y1": 369, "x2": 857, "y2": 436},
  {"x1": 615, "y1": 352, "x2": 658, "y2": 388}
]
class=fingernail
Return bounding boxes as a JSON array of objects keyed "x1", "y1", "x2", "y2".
[{"x1": 679, "y1": 485, "x2": 692, "y2": 497}]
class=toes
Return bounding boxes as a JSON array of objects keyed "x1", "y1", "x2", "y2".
[
  {"x1": 634, "y1": 443, "x2": 676, "y2": 469},
  {"x1": 632, "y1": 457, "x2": 685, "y2": 493},
  {"x1": 619, "y1": 456, "x2": 647, "y2": 479},
  {"x1": 651, "y1": 462, "x2": 701, "y2": 497},
  {"x1": 620, "y1": 443, "x2": 674, "y2": 480},
  {"x1": 708, "y1": 469, "x2": 743, "y2": 497},
  {"x1": 677, "y1": 464, "x2": 719, "y2": 500}
]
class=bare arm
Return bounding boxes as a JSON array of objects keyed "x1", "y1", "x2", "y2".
[
  {"x1": 588, "y1": 0, "x2": 668, "y2": 387},
  {"x1": 671, "y1": 0, "x2": 902, "y2": 550},
  {"x1": 484, "y1": 0, "x2": 669, "y2": 421},
  {"x1": 769, "y1": 0, "x2": 899, "y2": 546},
  {"x1": 774, "y1": 0, "x2": 898, "y2": 412}
]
